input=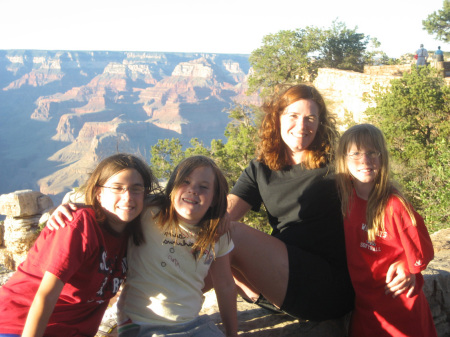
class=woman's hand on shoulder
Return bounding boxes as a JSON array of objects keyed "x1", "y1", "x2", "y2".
[
  {"x1": 385, "y1": 260, "x2": 416, "y2": 298},
  {"x1": 46, "y1": 203, "x2": 79, "y2": 231}
]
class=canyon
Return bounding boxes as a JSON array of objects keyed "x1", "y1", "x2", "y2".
[
  {"x1": 0, "y1": 50, "x2": 259, "y2": 204},
  {"x1": 1, "y1": 50, "x2": 446, "y2": 207}
]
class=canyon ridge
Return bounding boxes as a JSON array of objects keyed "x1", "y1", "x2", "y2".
[{"x1": 0, "y1": 50, "x2": 259, "y2": 204}]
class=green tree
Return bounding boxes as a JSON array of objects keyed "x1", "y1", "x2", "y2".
[
  {"x1": 365, "y1": 67, "x2": 450, "y2": 231},
  {"x1": 150, "y1": 138, "x2": 212, "y2": 181},
  {"x1": 318, "y1": 20, "x2": 369, "y2": 72},
  {"x1": 248, "y1": 28, "x2": 322, "y2": 97},
  {"x1": 423, "y1": 0, "x2": 450, "y2": 43},
  {"x1": 185, "y1": 138, "x2": 211, "y2": 158},
  {"x1": 248, "y1": 21, "x2": 393, "y2": 99},
  {"x1": 150, "y1": 138, "x2": 185, "y2": 180},
  {"x1": 219, "y1": 103, "x2": 270, "y2": 232},
  {"x1": 221, "y1": 104, "x2": 259, "y2": 182}
]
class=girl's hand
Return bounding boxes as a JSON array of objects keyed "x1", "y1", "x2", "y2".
[
  {"x1": 46, "y1": 203, "x2": 79, "y2": 230},
  {"x1": 385, "y1": 260, "x2": 416, "y2": 298}
]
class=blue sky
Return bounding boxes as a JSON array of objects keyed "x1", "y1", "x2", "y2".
[{"x1": 0, "y1": 0, "x2": 448, "y2": 58}]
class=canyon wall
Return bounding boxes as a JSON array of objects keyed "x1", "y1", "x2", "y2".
[{"x1": 0, "y1": 51, "x2": 259, "y2": 204}]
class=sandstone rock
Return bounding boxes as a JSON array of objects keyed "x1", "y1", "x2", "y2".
[
  {"x1": 200, "y1": 291, "x2": 349, "y2": 337},
  {"x1": 3, "y1": 216, "x2": 40, "y2": 254},
  {"x1": 0, "y1": 265, "x2": 14, "y2": 286},
  {"x1": 0, "y1": 190, "x2": 53, "y2": 217},
  {"x1": 172, "y1": 59, "x2": 214, "y2": 78},
  {"x1": 423, "y1": 228, "x2": 450, "y2": 337},
  {"x1": 0, "y1": 248, "x2": 24, "y2": 271},
  {"x1": 0, "y1": 190, "x2": 53, "y2": 270}
]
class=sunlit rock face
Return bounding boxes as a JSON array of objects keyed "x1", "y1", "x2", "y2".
[{"x1": 0, "y1": 50, "x2": 258, "y2": 203}]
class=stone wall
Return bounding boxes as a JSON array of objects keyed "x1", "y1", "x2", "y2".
[
  {"x1": 314, "y1": 64, "x2": 450, "y2": 128},
  {"x1": 363, "y1": 64, "x2": 412, "y2": 76},
  {"x1": 313, "y1": 68, "x2": 397, "y2": 125}
]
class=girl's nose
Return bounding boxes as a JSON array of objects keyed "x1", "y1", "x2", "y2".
[
  {"x1": 121, "y1": 189, "x2": 132, "y2": 199},
  {"x1": 189, "y1": 185, "x2": 199, "y2": 195},
  {"x1": 295, "y1": 118, "x2": 305, "y2": 129}
]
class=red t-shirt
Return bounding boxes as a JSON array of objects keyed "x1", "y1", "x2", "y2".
[
  {"x1": 0, "y1": 208, "x2": 128, "y2": 336},
  {"x1": 344, "y1": 191, "x2": 437, "y2": 337}
]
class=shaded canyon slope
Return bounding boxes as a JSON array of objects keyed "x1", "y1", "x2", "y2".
[{"x1": 0, "y1": 50, "x2": 259, "y2": 204}]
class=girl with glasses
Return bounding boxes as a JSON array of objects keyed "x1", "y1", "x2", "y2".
[
  {"x1": 0, "y1": 153, "x2": 158, "y2": 337},
  {"x1": 42, "y1": 156, "x2": 237, "y2": 337},
  {"x1": 335, "y1": 124, "x2": 437, "y2": 337}
]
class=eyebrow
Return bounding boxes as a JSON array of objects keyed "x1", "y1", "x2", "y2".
[{"x1": 109, "y1": 182, "x2": 145, "y2": 186}]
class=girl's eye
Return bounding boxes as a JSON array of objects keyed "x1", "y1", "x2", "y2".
[
  {"x1": 110, "y1": 187, "x2": 123, "y2": 193},
  {"x1": 200, "y1": 185, "x2": 209, "y2": 190}
]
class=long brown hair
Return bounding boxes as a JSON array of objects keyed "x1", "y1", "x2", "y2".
[
  {"x1": 153, "y1": 155, "x2": 229, "y2": 260},
  {"x1": 257, "y1": 83, "x2": 339, "y2": 170},
  {"x1": 335, "y1": 124, "x2": 416, "y2": 242},
  {"x1": 82, "y1": 153, "x2": 159, "y2": 245}
]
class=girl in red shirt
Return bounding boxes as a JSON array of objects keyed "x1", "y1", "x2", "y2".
[
  {"x1": 335, "y1": 124, "x2": 437, "y2": 337},
  {"x1": 0, "y1": 153, "x2": 158, "y2": 337}
]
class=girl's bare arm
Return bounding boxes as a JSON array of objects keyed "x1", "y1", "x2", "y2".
[
  {"x1": 22, "y1": 271, "x2": 64, "y2": 337},
  {"x1": 210, "y1": 254, "x2": 239, "y2": 337}
]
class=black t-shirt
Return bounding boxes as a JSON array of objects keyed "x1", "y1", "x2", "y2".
[{"x1": 230, "y1": 159, "x2": 347, "y2": 268}]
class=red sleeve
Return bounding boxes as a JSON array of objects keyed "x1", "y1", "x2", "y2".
[
  {"x1": 32, "y1": 209, "x2": 96, "y2": 283},
  {"x1": 390, "y1": 198, "x2": 434, "y2": 274}
]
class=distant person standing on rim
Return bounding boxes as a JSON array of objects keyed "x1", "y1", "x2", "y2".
[
  {"x1": 416, "y1": 44, "x2": 428, "y2": 67},
  {"x1": 435, "y1": 46, "x2": 444, "y2": 62}
]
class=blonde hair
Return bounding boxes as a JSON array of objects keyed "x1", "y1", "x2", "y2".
[
  {"x1": 335, "y1": 124, "x2": 416, "y2": 242},
  {"x1": 152, "y1": 156, "x2": 229, "y2": 260},
  {"x1": 257, "y1": 84, "x2": 339, "y2": 170}
]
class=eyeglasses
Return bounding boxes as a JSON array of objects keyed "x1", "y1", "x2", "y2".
[
  {"x1": 98, "y1": 185, "x2": 146, "y2": 194},
  {"x1": 346, "y1": 151, "x2": 381, "y2": 160}
]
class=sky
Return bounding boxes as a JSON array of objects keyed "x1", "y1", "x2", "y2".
[{"x1": 0, "y1": 0, "x2": 448, "y2": 58}]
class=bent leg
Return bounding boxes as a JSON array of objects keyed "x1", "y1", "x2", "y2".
[{"x1": 229, "y1": 222, "x2": 289, "y2": 308}]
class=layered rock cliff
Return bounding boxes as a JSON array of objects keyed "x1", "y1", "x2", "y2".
[{"x1": 0, "y1": 50, "x2": 258, "y2": 203}]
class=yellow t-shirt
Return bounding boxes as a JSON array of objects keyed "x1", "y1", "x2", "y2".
[{"x1": 120, "y1": 206, "x2": 234, "y2": 325}]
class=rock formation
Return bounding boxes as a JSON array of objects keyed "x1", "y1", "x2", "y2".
[
  {"x1": 0, "y1": 190, "x2": 53, "y2": 270},
  {"x1": 0, "y1": 50, "x2": 258, "y2": 204}
]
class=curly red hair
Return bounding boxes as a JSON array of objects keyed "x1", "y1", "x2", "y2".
[{"x1": 257, "y1": 84, "x2": 339, "y2": 170}]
